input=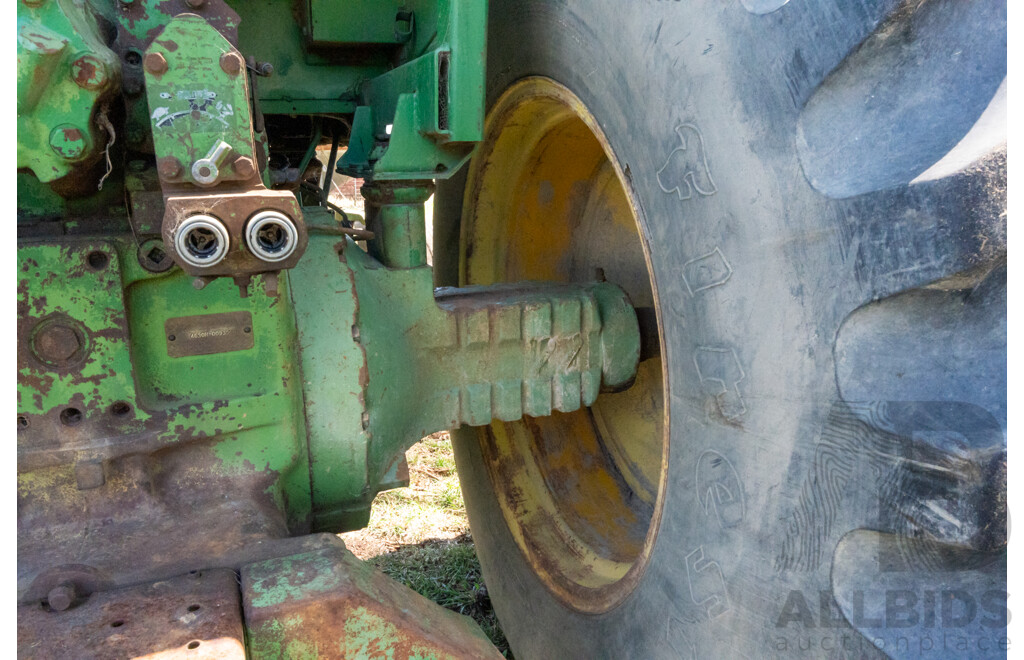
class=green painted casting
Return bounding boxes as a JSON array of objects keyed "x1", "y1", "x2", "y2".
[
  {"x1": 17, "y1": 0, "x2": 119, "y2": 183},
  {"x1": 241, "y1": 542, "x2": 503, "y2": 659},
  {"x1": 143, "y1": 16, "x2": 256, "y2": 187},
  {"x1": 337, "y1": 0, "x2": 487, "y2": 180},
  {"x1": 362, "y1": 181, "x2": 435, "y2": 269},
  {"x1": 290, "y1": 207, "x2": 640, "y2": 532},
  {"x1": 18, "y1": 241, "x2": 311, "y2": 535}
]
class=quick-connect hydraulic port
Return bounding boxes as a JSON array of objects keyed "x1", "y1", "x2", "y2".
[
  {"x1": 245, "y1": 211, "x2": 298, "y2": 262},
  {"x1": 174, "y1": 215, "x2": 230, "y2": 268}
]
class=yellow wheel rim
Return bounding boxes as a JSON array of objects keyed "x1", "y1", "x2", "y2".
[{"x1": 461, "y1": 77, "x2": 668, "y2": 613}]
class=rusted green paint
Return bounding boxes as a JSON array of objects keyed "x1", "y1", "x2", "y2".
[
  {"x1": 343, "y1": 607, "x2": 404, "y2": 659},
  {"x1": 122, "y1": 259, "x2": 311, "y2": 530},
  {"x1": 242, "y1": 543, "x2": 502, "y2": 659},
  {"x1": 17, "y1": 239, "x2": 312, "y2": 597},
  {"x1": 362, "y1": 181, "x2": 434, "y2": 269},
  {"x1": 17, "y1": 0, "x2": 119, "y2": 182},
  {"x1": 14, "y1": 5, "x2": 645, "y2": 653},
  {"x1": 142, "y1": 15, "x2": 256, "y2": 185},
  {"x1": 246, "y1": 552, "x2": 343, "y2": 609},
  {"x1": 18, "y1": 243, "x2": 141, "y2": 421},
  {"x1": 70, "y1": 54, "x2": 109, "y2": 90},
  {"x1": 47, "y1": 124, "x2": 88, "y2": 160},
  {"x1": 335, "y1": 0, "x2": 487, "y2": 180},
  {"x1": 292, "y1": 207, "x2": 639, "y2": 532},
  {"x1": 287, "y1": 228, "x2": 372, "y2": 532}
]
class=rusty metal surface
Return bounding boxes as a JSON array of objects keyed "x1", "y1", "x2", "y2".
[
  {"x1": 17, "y1": 242, "x2": 138, "y2": 473},
  {"x1": 18, "y1": 568, "x2": 245, "y2": 659},
  {"x1": 138, "y1": 14, "x2": 308, "y2": 281},
  {"x1": 165, "y1": 311, "x2": 254, "y2": 358},
  {"x1": 161, "y1": 190, "x2": 307, "y2": 277},
  {"x1": 18, "y1": 243, "x2": 312, "y2": 605},
  {"x1": 242, "y1": 539, "x2": 504, "y2": 659}
]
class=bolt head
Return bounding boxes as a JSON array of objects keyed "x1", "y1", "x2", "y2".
[
  {"x1": 47, "y1": 584, "x2": 76, "y2": 612},
  {"x1": 219, "y1": 52, "x2": 243, "y2": 76},
  {"x1": 34, "y1": 324, "x2": 81, "y2": 363},
  {"x1": 48, "y1": 124, "x2": 88, "y2": 161},
  {"x1": 144, "y1": 52, "x2": 168, "y2": 76},
  {"x1": 157, "y1": 156, "x2": 183, "y2": 180},
  {"x1": 232, "y1": 156, "x2": 255, "y2": 179},
  {"x1": 70, "y1": 54, "x2": 108, "y2": 91},
  {"x1": 185, "y1": 0, "x2": 205, "y2": 7}
]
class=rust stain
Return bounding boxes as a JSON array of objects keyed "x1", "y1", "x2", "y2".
[{"x1": 18, "y1": 569, "x2": 245, "y2": 658}]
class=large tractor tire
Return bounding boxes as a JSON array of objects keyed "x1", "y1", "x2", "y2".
[{"x1": 435, "y1": 1, "x2": 1006, "y2": 657}]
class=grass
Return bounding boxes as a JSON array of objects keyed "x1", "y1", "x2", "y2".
[{"x1": 339, "y1": 432, "x2": 512, "y2": 657}]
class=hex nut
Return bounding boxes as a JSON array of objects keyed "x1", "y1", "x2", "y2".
[{"x1": 158, "y1": 157, "x2": 183, "y2": 180}]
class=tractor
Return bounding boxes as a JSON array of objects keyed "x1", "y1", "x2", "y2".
[{"x1": 17, "y1": 0, "x2": 1006, "y2": 657}]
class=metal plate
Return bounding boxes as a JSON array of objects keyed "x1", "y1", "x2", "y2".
[
  {"x1": 165, "y1": 311, "x2": 254, "y2": 358},
  {"x1": 18, "y1": 569, "x2": 246, "y2": 659}
]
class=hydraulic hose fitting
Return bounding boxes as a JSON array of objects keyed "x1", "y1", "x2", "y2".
[
  {"x1": 245, "y1": 210, "x2": 298, "y2": 263},
  {"x1": 174, "y1": 214, "x2": 230, "y2": 268}
]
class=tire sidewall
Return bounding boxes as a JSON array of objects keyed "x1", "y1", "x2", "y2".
[{"x1": 446, "y1": 2, "x2": 966, "y2": 657}]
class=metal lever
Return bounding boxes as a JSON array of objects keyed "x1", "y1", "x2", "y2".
[{"x1": 191, "y1": 140, "x2": 233, "y2": 186}]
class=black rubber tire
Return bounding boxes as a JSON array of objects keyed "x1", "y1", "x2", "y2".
[{"x1": 436, "y1": 1, "x2": 1006, "y2": 657}]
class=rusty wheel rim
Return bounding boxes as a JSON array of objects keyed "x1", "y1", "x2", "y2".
[{"x1": 460, "y1": 77, "x2": 668, "y2": 613}]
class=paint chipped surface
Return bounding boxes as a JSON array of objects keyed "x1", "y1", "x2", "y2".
[{"x1": 242, "y1": 542, "x2": 502, "y2": 659}]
